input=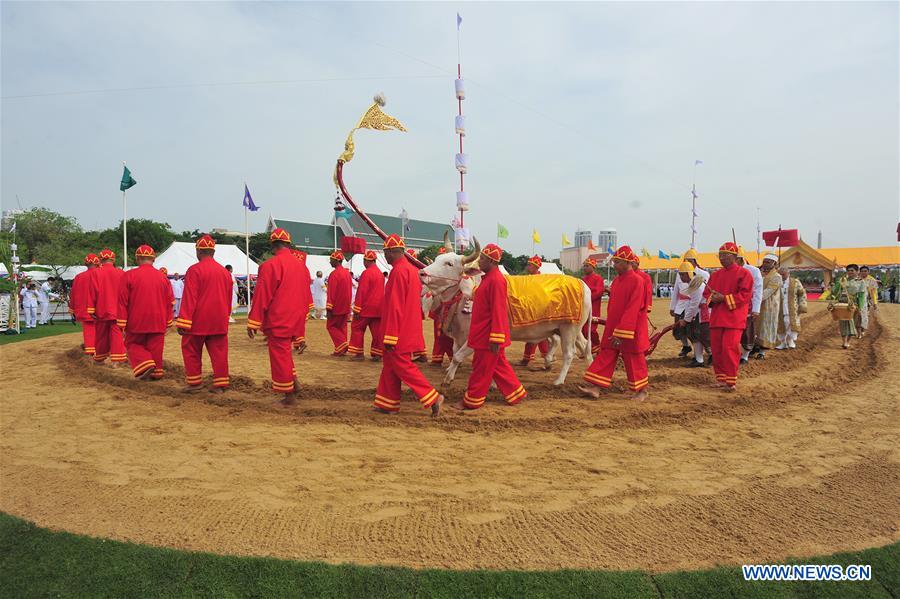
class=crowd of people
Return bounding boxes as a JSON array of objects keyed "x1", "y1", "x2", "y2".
[{"x1": 61, "y1": 228, "x2": 884, "y2": 418}]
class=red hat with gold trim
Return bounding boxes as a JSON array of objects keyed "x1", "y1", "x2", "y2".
[
  {"x1": 84, "y1": 253, "x2": 100, "y2": 265},
  {"x1": 437, "y1": 247, "x2": 449, "y2": 254},
  {"x1": 269, "y1": 227, "x2": 292, "y2": 243},
  {"x1": 383, "y1": 234, "x2": 405, "y2": 249},
  {"x1": 719, "y1": 242, "x2": 740, "y2": 255},
  {"x1": 613, "y1": 245, "x2": 638, "y2": 263},
  {"x1": 159, "y1": 267, "x2": 168, "y2": 275},
  {"x1": 584, "y1": 257, "x2": 598, "y2": 268},
  {"x1": 195, "y1": 234, "x2": 216, "y2": 250},
  {"x1": 528, "y1": 255, "x2": 542, "y2": 269},
  {"x1": 482, "y1": 243, "x2": 503, "y2": 263},
  {"x1": 290, "y1": 248, "x2": 306, "y2": 261},
  {"x1": 99, "y1": 248, "x2": 116, "y2": 261},
  {"x1": 364, "y1": 250, "x2": 377, "y2": 261},
  {"x1": 135, "y1": 244, "x2": 156, "y2": 258},
  {"x1": 406, "y1": 248, "x2": 418, "y2": 258},
  {"x1": 330, "y1": 250, "x2": 345, "y2": 261}
]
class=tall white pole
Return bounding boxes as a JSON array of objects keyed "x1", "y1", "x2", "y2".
[
  {"x1": 245, "y1": 205, "x2": 251, "y2": 313},
  {"x1": 123, "y1": 190, "x2": 128, "y2": 269},
  {"x1": 690, "y1": 160, "x2": 701, "y2": 250}
]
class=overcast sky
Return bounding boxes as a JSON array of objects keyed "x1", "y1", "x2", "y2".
[{"x1": 2, "y1": 1, "x2": 897, "y2": 255}]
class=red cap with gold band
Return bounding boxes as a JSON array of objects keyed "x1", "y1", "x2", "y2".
[
  {"x1": 290, "y1": 248, "x2": 306, "y2": 261},
  {"x1": 159, "y1": 267, "x2": 168, "y2": 275},
  {"x1": 99, "y1": 248, "x2": 116, "y2": 261},
  {"x1": 406, "y1": 248, "x2": 418, "y2": 258},
  {"x1": 719, "y1": 242, "x2": 740, "y2": 255},
  {"x1": 364, "y1": 250, "x2": 377, "y2": 261},
  {"x1": 528, "y1": 255, "x2": 542, "y2": 269},
  {"x1": 584, "y1": 257, "x2": 598, "y2": 268},
  {"x1": 135, "y1": 244, "x2": 156, "y2": 258},
  {"x1": 482, "y1": 243, "x2": 503, "y2": 263},
  {"x1": 195, "y1": 235, "x2": 216, "y2": 250},
  {"x1": 437, "y1": 247, "x2": 448, "y2": 254},
  {"x1": 269, "y1": 227, "x2": 292, "y2": 243},
  {"x1": 613, "y1": 245, "x2": 638, "y2": 263},
  {"x1": 383, "y1": 234, "x2": 405, "y2": 249},
  {"x1": 330, "y1": 250, "x2": 345, "y2": 261},
  {"x1": 84, "y1": 253, "x2": 99, "y2": 265}
]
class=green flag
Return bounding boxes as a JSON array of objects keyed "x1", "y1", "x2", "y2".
[
  {"x1": 120, "y1": 165, "x2": 137, "y2": 191},
  {"x1": 497, "y1": 223, "x2": 509, "y2": 239}
]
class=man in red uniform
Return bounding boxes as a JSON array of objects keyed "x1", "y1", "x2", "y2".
[
  {"x1": 520, "y1": 255, "x2": 551, "y2": 366},
  {"x1": 247, "y1": 228, "x2": 309, "y2": 404},
  {"x1": 176, "y1": 235, "x2": 233, "y2": 392},
  {"x1": 579, "y1": 246, "x2": 650, "y2": 401},
  {"x1": 117, "y1": 245, "x2": 174, "y2": 379},
  {"x1": 703, "y1": 242, "x2": 753, "y2": 391},
  {"x1": 88, "y1": 248, "x2": 127, "y2": 366},
  {"x1": 289, "y1": 249, "x2": 314, "y2": 354},
  {"x1": 634, "y1": 256, "x2": 654, "y2": 315},
  {"x1": 69, "y1": 253, "x2": 100, "y2": 356},
  {"x1": 581, "y1": 258, "x2": 605, "y2": 356},
  {"x1": 374, "y1": 235, "x2": 443, "y2": 416},
  {"x1": 428, "y1": 247, "x2": 455, "y2": 366},
  {"x1": 325, "y1": 250, "x2": 352, "y2": 356},
  {"x1": 459, "y1": 243, "x2": 527, "y2": 410},
  {"x1": 349, "y1": 250, "x2": 384, "y2": 361}
]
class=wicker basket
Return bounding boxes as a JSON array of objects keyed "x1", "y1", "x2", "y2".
[{"x1": 829, "y1": 303, "x2": 853, "y2": 321}]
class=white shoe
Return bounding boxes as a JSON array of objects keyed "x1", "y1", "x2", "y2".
[
  {"x1": 775, "y1": 343, "x2": 787, "y2": 350},
  {"x1": 228, "y1": 317, "x2": 236, "y2": 324},
  {"x1": 788, "y1": 340, "x2": 796, "y2": 349}
]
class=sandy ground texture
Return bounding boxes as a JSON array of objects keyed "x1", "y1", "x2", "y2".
[{"x1": 1, "y1": 300, "x2": 898, "y2": 573}]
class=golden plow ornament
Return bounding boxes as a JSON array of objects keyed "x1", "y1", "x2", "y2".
[{"x1": 332, "y1": 93, "x2": 424, "y2": 268}]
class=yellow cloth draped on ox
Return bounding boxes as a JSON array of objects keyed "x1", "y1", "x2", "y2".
[{"x1": 504, "y1": 275, "x2": 583, "y2": 327}]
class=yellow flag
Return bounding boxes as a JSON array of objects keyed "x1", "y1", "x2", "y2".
[
  {"x1": 532, "y1": 229, "x2": 541, "y2": 244},
  {"x1": 562, "y1": 233, "x2": 572, "y2": 246}
]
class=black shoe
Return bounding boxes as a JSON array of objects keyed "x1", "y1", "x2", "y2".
[
  {"x1": 755, "y1": 352, "x2": 765, "y2": 360},
  {"x1": 678, "y1": 347, "x2": 691, "y2": 357},
  {"x1": 740, "y1": 358, "x2": 749, "y2": 365},
  {"x1": 686, "y1": 360, "x2": 705, "y2": 368}
]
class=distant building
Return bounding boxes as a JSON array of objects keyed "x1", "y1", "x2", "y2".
[
  {"x1": 267, "y1": 213, "x2": 453, "y2": 255},
  {"x1": 559, "y1": 246, "x2": 608, "y2": 272},
  {"x1": 597, "y1": 229, "x2": 617, "y2": 252},
  {"x1": 573, "y1": 229, "x2": 593, "y2": 248}
]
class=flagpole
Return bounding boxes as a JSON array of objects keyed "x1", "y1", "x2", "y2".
[
  {"x1": 455, "y1": 13, "x2": 466, "y2": 250},
  {"x1": 122, "y1": 161, "x2": 128, "y2": 269},
  {"x1": 245, "y1": 202, "x2": 251, "y2": 314}
]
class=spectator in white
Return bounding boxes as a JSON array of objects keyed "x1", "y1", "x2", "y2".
[
  {"x1": 21, "y1": 282, "x2": 39, "y2": 328},
  {"x1": 736, "y1": 247, "x2": 763, "y2": 364},
  {"x1": 170, "y1": 273, "x2": 185, "y2": 317},
  {"x1": 225, "y1": 264, "x2": 238, "y2": 323},
  {"x1": 38, "y1": 277, "x2": 59, "y2": 325},
  {"x1": 312, "y1": 271, "x2": 327, "y2": 319}
]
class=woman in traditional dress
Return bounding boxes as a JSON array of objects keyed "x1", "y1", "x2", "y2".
[
  {"x1": 776, "y1": 267, "x2": 807, "y2": 349},
  {"x1": 827, "y1": 264, "x2": 866, "y2": 349}
]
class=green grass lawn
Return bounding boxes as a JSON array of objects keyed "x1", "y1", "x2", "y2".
[
  {"x1": 0, "y1": 321, "x2": 81, "y2": 345},
  {"x1": 0, "y1": 513, "x2": 896, "y2": 598}
]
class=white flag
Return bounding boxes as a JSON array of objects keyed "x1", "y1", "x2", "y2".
[{"x1": 8, "y1": 222, "x2": 15, "y2": 233}]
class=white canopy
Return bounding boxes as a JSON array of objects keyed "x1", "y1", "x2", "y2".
[
  {"x1": 539, "y1": 262, "x2": 563, "y2": 275},
  {"x1": 155, "y1": 242, "x2": 258, "y2": 277},
  {"x1": 18, "y1": 264, "x2": 87, "y2": 281}
]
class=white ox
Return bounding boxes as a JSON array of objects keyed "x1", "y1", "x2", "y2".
[{"x1": 419, "y1": 237, "x2": 592, "y2": 386}]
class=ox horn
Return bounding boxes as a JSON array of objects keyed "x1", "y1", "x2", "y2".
[
  {"x1": 461, "y1": 237, "x2": 481, "y2": 266},
  {"x1": 443, "y1": 230, "x2": 453, "y2": 251}
]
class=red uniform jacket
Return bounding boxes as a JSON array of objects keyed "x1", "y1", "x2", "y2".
[
  {"x1": 117, "y1": 264, "x2": 174, "y2": 333},
  {"x1": 704, "y1": 262, "x2": 753, "y2": 329},
  {"x1": 88, "y1": 263, "x2": 126, "y2": 321},
  {"x1": 635, "y1": 268, "x2": 653, "y2": 314},
  {"x1": 380, "y1": 258, "x2": 426, "y2": 353},
  {"x1": 468, "y1": 267, "x2": 511, "y2": 350},
  {"x1": 353, "y1": 263, "x2": 384, "y2": 318},
  {"x1": 582, "y1": 272, "x2": 605, "y2": 317},
  {"x1": 176, "y1": 256, "x2": 232, "y2": 335},
  {"x1": 69, "y1": 269, "x2": 94, "y2": 321},
  {"x1": 326, "y1": 265, "x2": 352, "y2": 315},
  {"x1": 600, "y1": 269, "x2": 649, "y2": 353},
  {"x1": 247, "y1": 247, "x2": 309, "y2": 338}
]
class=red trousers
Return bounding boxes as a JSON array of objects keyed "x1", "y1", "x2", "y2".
[
  {"x1": 265, "y1": 336, "x2": 297, "y2": 393},
  {"x1": 125, "y1": 332, "x2": 165, "y2": 378},
  {"x1": 431, "y1": 319, "x2": 454, "y2": 364},
  {"x1": 583, "y1": 348, "x2": 649, "y2": 392},
  {"x1": 349, "y1": 316, "x2": 383, "y2": 357},
  {"x1": 81, "y1": 320, "x2": 96, "y2": 355},
  {"x1": 181, "y1": 333, "x2": 229, "y2": 388},
  {"x1": 523, "y1": 340, "x2": 550, "y2": 361},
  {"x1": 326, "y1": 313, "x2": 349, "y2": 354},
  {"x1": 374, "y1": 349, "x2": 440, "y2": 412},
  {"x1": 583, "y1": 322, "x2": 601, "y2": 355},
  {"x1": 93, "y1": 320, "x2": 126, "y2": 363},
  {"x1": 464, "y1": 348, "x2": 527, "y2": 409},
  {"x1": 710, "y1": 327, "x2": 742, "y2": 387}
]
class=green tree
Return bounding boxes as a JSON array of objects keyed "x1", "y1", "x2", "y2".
[{"x1": 12, "y1": 208, "x2": 82, "y2": 262}]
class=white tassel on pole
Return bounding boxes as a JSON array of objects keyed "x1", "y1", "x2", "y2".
[
  {"x1": 455, "y1": 115, "x2": 466, "y2": 136},
  {"x1": 454, "y1": 79, "x2": 466, "y2": 100},
  {"x1": 456, "y1": 191, "x2": 469, "y2": 212},
  {"x1": 455, "y1": 153, "x2": 468, "y2": 174}
]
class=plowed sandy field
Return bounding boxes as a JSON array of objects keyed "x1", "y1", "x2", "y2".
[{"x1": 1, "y1": 300, "x2": 897, "y2": 572}]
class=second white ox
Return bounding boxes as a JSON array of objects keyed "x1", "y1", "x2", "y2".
[{"x1": 419, "y1": 236, "x2": 592, "y2": 386}]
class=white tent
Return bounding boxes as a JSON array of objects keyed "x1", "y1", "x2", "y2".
[
  {"x1": 539, "y1": 262, "x2": 563, "y2": 275},
  {"x1": 18, "y1": 264, "x2": 86, "y2": 281},
  {"x1": 155, "y1": 242, "x2": 258, "y2": 277}
]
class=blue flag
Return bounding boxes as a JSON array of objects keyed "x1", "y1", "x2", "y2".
[
  {"x1": 607, "y1": 244, "x2": 615, "y2": 254},
  {"x1": 658, "y1": 250, "x2": 670, "y2": 259},
  {"x1": 243, "y1": 184, "x2": 259, "y2": 212}
]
